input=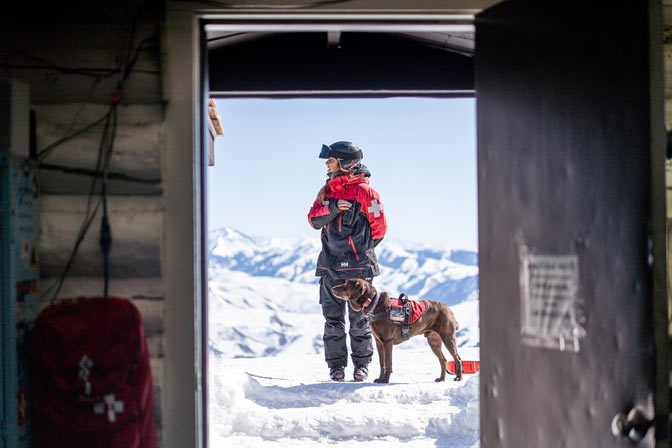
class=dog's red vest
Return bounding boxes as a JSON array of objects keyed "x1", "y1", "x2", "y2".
[{"x1": 388, "y1": 298, "x2": 431, "y2": 324}]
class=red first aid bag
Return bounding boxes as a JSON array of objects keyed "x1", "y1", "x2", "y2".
[{"x1": 30, "y1": 297, "x2": 158, "y2": 448}]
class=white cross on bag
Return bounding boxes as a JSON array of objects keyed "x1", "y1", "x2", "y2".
[
  {"x1": 94, "y1": 393, "x2": 125, "y2": 423},
  {"x1": 367, "y1": 199, "x2": 383, "y2": 217}
]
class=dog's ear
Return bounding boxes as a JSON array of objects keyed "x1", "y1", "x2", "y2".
[
  {"x1": 331, "y1": 283, "x2": 347, "y2": 299},
  {"x1": 362, "y1": 279, "x2": 374, "y2": 297},
  {"x1": 350, "y1": 279, "x2": 365, "y2": 299}
]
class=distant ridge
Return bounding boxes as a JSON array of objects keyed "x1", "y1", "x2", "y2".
[
  {"x1": 208, "y1": 226, "x2": 479, "y2": 358},
  {"x1": 208, "y1": 226, "x2": 479, "y2": 300}
]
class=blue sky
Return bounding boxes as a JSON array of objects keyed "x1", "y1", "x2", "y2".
[{"x1": 207, "y1": 98, "x2": 477, "y2": 251}]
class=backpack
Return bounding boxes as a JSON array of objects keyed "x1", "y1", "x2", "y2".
[{"x1": 30, "y1": 297, "x2": 157, "y2": 448}]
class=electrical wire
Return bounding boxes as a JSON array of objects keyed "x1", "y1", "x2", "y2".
[
  {"x1": 63, "y1": 78, "x2": 104, "y2": 144},
  {"x1": 38, "y1": 103, "x2": 116, "y2": 300},
  {"x1": 0, "y1": 50, "x2": 119, "y2": 78},
  {"x1": 37, "y1": 163, "x2": 161, "y2": 185},
  {"x1": 99, "y1": 108, "x2": 117, "y2": 298},
  {"x1": 44, "y1": 105, "x2": 117, "y2": 302},
  {"x1": 36, "y1": 112, "x2": 110, "y2": 161},
  {"x1": 43, "y1": 4, "x2": 157, "y2": 301},
  {"x1": 0, "y1": 50, "x2": 159, "y2": 78},
  {"x1": 34, "y1": 40, "x2": 157, "y2": 163}
]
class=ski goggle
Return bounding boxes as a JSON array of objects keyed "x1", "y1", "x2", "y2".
[
  {"x1": 319, "y1": 144, "x2": 332, "y2": 159},
  {"x1": 319, "y1": 143, "x2": 363, "y2": 163}
]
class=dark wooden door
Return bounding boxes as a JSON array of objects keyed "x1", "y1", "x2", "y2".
[{"x1": 476, "y1": 1, "x2": 669, "y2": 446}]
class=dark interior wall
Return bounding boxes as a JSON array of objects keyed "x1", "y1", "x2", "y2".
[
  {"x1": 208, "y1": 32, "x2": 474, "y2": 95},
  {"x1": 1, "y1": 0, "x2": 154, "y2": 24}
]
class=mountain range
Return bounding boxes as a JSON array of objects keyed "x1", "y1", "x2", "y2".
[{"x1": 208, "y1": 227, "x2": 480, "y2": 358}]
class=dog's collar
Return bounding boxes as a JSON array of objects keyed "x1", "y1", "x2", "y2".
[
  {"x1": 363, "y1": 291, "x2": 381, "y2": 317},
  {"x1": 362, "y1": 291, "x2": 376, "y2": 309}
]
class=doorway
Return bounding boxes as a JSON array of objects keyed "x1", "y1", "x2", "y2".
[
  {"x1": 183, "y1": 4, "x2": 669, "y2": 447},
  {"x1": 205, "y1": 95, "x2": 479, "y2": 446}
]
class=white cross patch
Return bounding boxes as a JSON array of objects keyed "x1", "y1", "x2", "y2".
[
  {"x1": 94, "y1": 393, "x2": 125, "y2": 423},
  {"x1": 367, "y1": 200, "x2": 383, "y2": 218}
]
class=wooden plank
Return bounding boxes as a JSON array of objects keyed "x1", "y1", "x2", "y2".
[
  {"x1": 38, "y1": 169, "x2": 162, "y2": 196},
  {"x1": 33, "y1": 104, "x2": 164, "y2": 126},
  {"x1": 34, "y1": 103, "x2": 163, "y2": 194},
  {"x1": 150, "y1": 357, "x2": 163, "y2": 431},
  {"x1": 36, "y1": 121, "x2": 162, "y2": 177},
  {"x1": 39, "y1": 195, "x2": 163, "y2": 277},
  {"x1": 208, "y1": 99, "x2": 224, "y2": 136},
  {"x1": 146, "y1": 334, "x2": 165, "y2": 358}
]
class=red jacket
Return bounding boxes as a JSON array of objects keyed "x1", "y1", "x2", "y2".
[{"x1": 308, "y1": 172, "x2": 386, "y2": 279}]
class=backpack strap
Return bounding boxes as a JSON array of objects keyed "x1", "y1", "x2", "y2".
[
  {"x1": 401, "y1": 325, "x2": 410, "y2": 341},
  {"x1": 393, "y1": 294, "x2": 408, "y2": 339}
]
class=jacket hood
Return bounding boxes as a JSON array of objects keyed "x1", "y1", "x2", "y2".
[
  {"x1": 327, "y1": 172, "x2": 370, "y2": 192},
  {"x1": 326, "y1": 164, "x2": 371, "y2": 181},
  {"x1": 352, "y1": 163, "x2": 371, "y2": 178}
]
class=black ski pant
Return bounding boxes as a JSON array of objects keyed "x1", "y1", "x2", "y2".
[{"x1": 319, "y1": 276, "x2": 373, "y2": 369}]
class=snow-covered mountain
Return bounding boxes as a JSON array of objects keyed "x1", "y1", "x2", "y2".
[{"x1": 208, "y1": 227, "x2": 479, "y2": 358}]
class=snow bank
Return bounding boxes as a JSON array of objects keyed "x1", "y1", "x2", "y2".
[
  {"x1": 209, "y1": 350, "x2": 480, "y2": 447},
  {"x1": 427, "y1": 373, "x2": 480, "y2": 442}
]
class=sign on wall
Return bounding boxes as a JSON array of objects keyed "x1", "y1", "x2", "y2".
[{"x1": 520, "y1": 249, "x2": 586, "y2": 352}]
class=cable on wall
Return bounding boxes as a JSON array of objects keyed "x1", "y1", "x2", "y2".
[{"x1": 41, "y1": 2, "x2": 160, "y2": 301}]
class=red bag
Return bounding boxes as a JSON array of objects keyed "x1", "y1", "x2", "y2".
[{"x1": 30, "y1": 297, "x2": 157, "y2": 448}]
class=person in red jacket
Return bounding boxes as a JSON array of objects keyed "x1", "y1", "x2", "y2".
[{"x1": 308, "y1": 141, "x2": 387, "y2": 381}]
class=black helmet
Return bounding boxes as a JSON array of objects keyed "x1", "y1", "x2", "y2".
[{"x1": 319, "y1": 141, "x2": 363, "y2": 171}]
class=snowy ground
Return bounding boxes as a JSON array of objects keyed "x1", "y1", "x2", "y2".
[{"x1": 209, "y1": 347, "x2": 480, "y2": 447}]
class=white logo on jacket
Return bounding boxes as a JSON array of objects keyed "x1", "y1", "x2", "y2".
[{"x1": 340, "y1": 262, "x2": 349, "y2": 267}]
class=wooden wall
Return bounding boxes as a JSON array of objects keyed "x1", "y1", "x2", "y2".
[{"x1": 0, "y1": 4, "x2": 167, "y2": 438}]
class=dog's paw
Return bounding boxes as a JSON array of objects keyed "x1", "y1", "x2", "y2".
[
  {"x1": 453, "y1": 377, "x2": 463, "y2": 382},
  {"x1": 373, "y1": 378, "x2": 389, "y2": 383},
  {"x1": 434, "y1": 377, "x2": 445, "y2": 383}
]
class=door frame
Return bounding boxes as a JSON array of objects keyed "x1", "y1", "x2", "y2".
[
  {"x1": 647, "y1": 1, "x2": 668, "y2": 444},
  {"x1": 163, "y1": 2, "x2": 668, "y2": 447}
]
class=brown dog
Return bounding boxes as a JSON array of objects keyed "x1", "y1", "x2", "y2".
[{"x1": 332, "y1": 278, "x2": 463, "y2": 383}]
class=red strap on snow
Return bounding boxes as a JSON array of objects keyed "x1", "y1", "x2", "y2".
[{"x1": 447, "y1": 360, "x2": 480, "y2": 375}]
